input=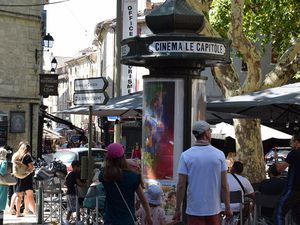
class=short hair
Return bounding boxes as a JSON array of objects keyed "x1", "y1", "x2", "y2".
[
  {"x1": 268, "y1": 164, "x2": 280, "y2": 176},
  {"x1": 192, "y1": 130, "x2": 205, "y2": 140},
  {"x1": 293, "y1": 131, "x2": 300, "y2": 143},
  {"x1": 232, "y1": 161, "x2": 244, "y2": 174},
  {"x1": 71, "y1": 160, "x2": 80, "y2": 168}
]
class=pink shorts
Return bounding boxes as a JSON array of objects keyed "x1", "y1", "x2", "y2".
[{"x1": 187, "y1": 214, "x2": 220, "y2": 225}]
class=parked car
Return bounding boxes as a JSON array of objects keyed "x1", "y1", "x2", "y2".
[
  {"x1": 51, "y1": 148, "x2": 107, "y2": 173},
  {"x1": 265, "y1": 147, "x2": 291, "y2": 165}
]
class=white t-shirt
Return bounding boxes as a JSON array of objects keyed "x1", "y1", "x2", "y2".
[
  {"x1": 221, "y1": 173, "x2": 254, "y2": 211},
  {"x1": 177, "y1": 145, "x2": 227, "y2": 216},
  {"x1": 227, "y1": 173, "x2": 254, "y2": 195}
]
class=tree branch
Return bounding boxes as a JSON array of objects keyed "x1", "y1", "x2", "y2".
[
  {"x1": 230, "y1": 0, "x2": 262, "y2": 92},
  {"x1": 187, "y1": 0, "x2": 240, "y2": 97},
  {"x1": 262, "y1": 38, "x2": 300, "y2": 89},
  {"x1": 211, "y1": 64, "x2": 242, "y2": 97}
]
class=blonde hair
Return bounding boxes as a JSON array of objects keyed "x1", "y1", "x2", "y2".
[
  {"x1": 12, "y1": 142, "x2": 31, "y2": 161},
  {"x1": 0, "y1": 148, "x2": 7, "y2": 160}
]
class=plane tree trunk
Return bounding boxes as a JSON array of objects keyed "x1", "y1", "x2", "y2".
[{"x1": 233, "y1": 119, "x2": 266, "y2": 183}]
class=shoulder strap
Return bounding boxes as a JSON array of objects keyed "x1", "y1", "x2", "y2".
[
  {"x1": 114, "y1": 181, "x2": 136, "y2": 224},
  {"x1": 230, "y1": 173, "x2": 246, "y2": 194}
]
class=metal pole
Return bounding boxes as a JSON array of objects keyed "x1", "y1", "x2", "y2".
[
  {"x1": 88, "y1": 105, "x2": 93, "y2": 184},
  {"x1": 114, "y1": 0, "x2": 122, "y2": 143},
  {"x1": 115, "y1": 0, "x2": 122, "y2": 98},
  {"x1": 96, "y1": 191, "x2": 99, "y2": 224},
  {"x1": 59, "y1": 179, "x2": 62, "y2": 225},
  {"x1": 37, "y1": 181, "x2": 44, "y2": 224},
  {"x1": 37, "y1": 101, "x2": 44, "y2": 158}
]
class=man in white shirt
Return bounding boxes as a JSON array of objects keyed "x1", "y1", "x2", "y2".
[
  {"x1": 228, "y1": 161, "x2": 255, "y2": 198},
  {"x1": 226, "y1": 161, "x2": 255, "y2": 223},
  {"x1": 173, "y1": 120, "x2": 232, "y2": 225}
]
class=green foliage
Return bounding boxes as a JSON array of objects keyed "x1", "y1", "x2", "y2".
[{"x1": 209, "y1": 0, "x2": 300, "y2": 56}]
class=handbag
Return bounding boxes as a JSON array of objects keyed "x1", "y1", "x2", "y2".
[
  {"x1": 115, "y1": 181, "x2": 139, "y2": 225},
  {"x1": 12, "y1": 155, "x2": 31, "y2": 179},
  {"x1": 0, "y1": 173, "x2": 17, "y2": 186}
]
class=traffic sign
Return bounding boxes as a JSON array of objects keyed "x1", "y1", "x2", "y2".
[
  {"x1": 73, "y1": 92, "x2": 109, "y2": 105},
  {"x1": 74, "y1": 77, "x2": 108, "y2": 92}
]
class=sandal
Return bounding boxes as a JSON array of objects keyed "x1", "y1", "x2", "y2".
[
  {"x1": 23, "y1": 209, "x2": 33, "y2": 215},
  {"x1": 9, "y1": 209, "x2": 16, "y2": 215}
]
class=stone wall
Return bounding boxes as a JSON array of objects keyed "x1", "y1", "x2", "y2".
[{"x1": 0, "y1": 0, "x2": 43, "y2": 157}]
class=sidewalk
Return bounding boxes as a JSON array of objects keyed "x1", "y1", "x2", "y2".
[
  {"x1": 3, "y1": 208, "x2": 54, "y2": 225},
  {"x1": 4, "y1": 210, "x2": 38, "y2": 225}
]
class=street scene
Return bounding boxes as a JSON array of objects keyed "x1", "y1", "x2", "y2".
[{"x1": 0, "y1": 0, "x2": 299, "y2": 225}]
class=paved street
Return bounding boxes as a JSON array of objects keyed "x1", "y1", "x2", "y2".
[
  {"x1": 3, "y1": 208, "x2": 54, "y2": 225},
  {"x1": 4, "y1": 209, "x2": 38, "y2": 225}
]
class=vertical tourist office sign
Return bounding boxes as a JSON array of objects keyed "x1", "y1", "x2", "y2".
[
  {"x1": 73, "y1": 77, "x2": 109, "y2": 183},
  {"x1": 122, "y1": 0, "x2": 137, "y2": 95}
]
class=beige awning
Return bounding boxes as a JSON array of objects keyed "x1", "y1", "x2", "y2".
[{"x1": 43, "y1": 128, "x2": 63, "y2": 140}]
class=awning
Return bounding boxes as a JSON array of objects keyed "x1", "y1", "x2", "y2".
[
  {"x1": 207, "y1": 82, "x2": 300, "y2": 133},
  {"x1": 58, "y1": 91, "x2": 248, "y2": 123},
  {"x1": 43, "y1": 128, "x2": 63, "y2": 140},
  {"x1": 58, "y1": 91, "x2": 143, "y2": 118},
  {"x1": 44, "y1": 111, "x2": 84, "y2": 134},
  {"x1": 211, "y1": 122, "x2": 292, "y2": 140}
]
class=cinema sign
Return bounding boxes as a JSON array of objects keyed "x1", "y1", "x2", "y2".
[
  {"x1": 121, "y1": 35, "x2": 231, "y2": 66},
  {"x1": 149, "y1": 41, "x2": 226, "y2": 55}
]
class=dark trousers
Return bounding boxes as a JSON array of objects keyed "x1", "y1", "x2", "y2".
[
  {"x1": 0, "y1": 210, "x2": 3, "y2": 225},
  {"x1": 274, "y1": 190, "x2": 300, "y2": 225}
]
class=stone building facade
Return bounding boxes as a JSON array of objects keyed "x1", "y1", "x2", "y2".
[
  {"x1": 49, "y1": 49, "x2": 98, "y2": 129},
  {"x1": 0, "y1": 1, "x2": 45, "y2": 156}
]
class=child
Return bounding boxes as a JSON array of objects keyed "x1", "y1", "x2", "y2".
[
  {"x1": 64, "y1": 160, "x2": 86, "y2": 224},
  {"x1": 137, "y1": 184, "x2": 178, "y2": 225}
]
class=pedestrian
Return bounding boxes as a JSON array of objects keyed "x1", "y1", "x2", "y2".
[
  {"x1": 227, "y1": 161, "x2": 255, "y2": 198},
  {"x1": 274, "y1": 131, "x2": 300, "y2": 225},
  {"x1": 226, "y1": 161, "x2": 255, "y2": 223},
  {"x1": 173, "y1": 120, "x2": 232, "y2": 225},
  {"x1": 64, "y1": 160, "x2": 86, "y2": 224},
  {"x1": 99, "y1": 143, "x2": 153, "y2": 225},
  {"x1": 131, "y1": 142, "x2": 142, "y2": 159},
  {"x1": 11, "y1": 142, "x2": 35, "y2": 217},
  {"x1": 136, "y1": 184, "x2": 178, "y2": 225},
  {"x1": 0, "y1": 147, "x2": 9, "y2": 225},
  {"x1": 258, "y1": 164, "x2": 286, "y2": 223}
]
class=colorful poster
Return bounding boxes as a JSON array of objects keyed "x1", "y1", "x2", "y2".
[{"x1": 143, "y1": 81, "x2": 175, "y2": 180}]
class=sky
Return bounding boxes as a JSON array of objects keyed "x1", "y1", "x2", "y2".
[{"x1": 45, "y1": 0, "x2": 116, "y2": 57}]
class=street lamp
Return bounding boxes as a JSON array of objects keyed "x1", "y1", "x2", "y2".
[
  {"x1": 35, "y1": 33, "x2": 54, "y2": 63},
  {"x1": 50, "y1": 57, "x2": 58, "y2": 73},
  {"x1": 43, "y1": 33, "x2": 54, "y2": 48}
]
